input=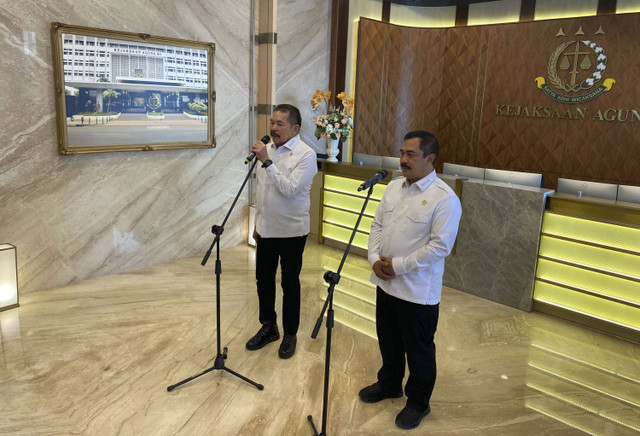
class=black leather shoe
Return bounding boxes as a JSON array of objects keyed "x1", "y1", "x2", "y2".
[
  {"x1": 246, "y1": 323, "x2": 280, "y2": 350},
  {"x1": 395, "y1": 405, "x2": 430, "y2": 430},
  {"x1": 358, "y1": 382, "x2": 403, "y2": 403},
  {"x1": 278, "y1": 334, "x2": 297, "y2": 359}
]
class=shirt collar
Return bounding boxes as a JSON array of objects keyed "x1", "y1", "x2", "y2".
[
  {"x1": 271, "y1": 134, "x2": 300, "y2": 152},
  {"x1": 403, "y1": 169, "x2": 437, "y2": 192}
]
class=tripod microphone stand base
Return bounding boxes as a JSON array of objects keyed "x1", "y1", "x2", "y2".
[
  {"x1": 166, "y1": 158, "x2": 263, "y2": 394},
  {"x1": 307, "y1": 415, "x2": 320, "y2": 436},
  {"x1": 307, "y1": 184, "x2": 376, "y2": 436},
  {"x1": 167, "y1": 347, "x2": 264, "y2": 392}
]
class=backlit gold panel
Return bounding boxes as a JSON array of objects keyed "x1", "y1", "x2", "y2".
[
  {"x1": 323, "y1": 191, "x2": 379, "y2": 216},
  {"x1": 534, "y1": 280, "x2": 640, "y2": 332},
  {"x1": 534, "y1": 207, "x2": 640, "y2": 339},
  {"x1": 321, "y1": 172, "x2": 384, "y2": 257},
  {"x1": 323, "y1": 207, "x2": 373, "y2": 234},
  {"x1": 542, "y1": 212, "x2": 640, "y2": 254},
  {"x1": 536, "y1": 258, "x2": 640, "y2": 305},
  {"x1": 538, "y1": 235, "x2": 640, "y2": 279},
  {"x1": 322, "y1": 223, "x2": 369, "y2": 249},
  {"x1": 324, "y1": 174, "x2": 385, "y2": 200}
]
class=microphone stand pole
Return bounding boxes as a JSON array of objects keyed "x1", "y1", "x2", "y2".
[
  {"x1": 307, "y1": 184, "x2": 376, "y2": 436},
  {"x1": 167, "y1": 158, "x2": 263, "y2": 392}
]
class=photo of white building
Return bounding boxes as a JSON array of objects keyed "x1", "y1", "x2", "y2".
[{"x1": 62, "y1": 33, "x2": 209, "y2": 115}]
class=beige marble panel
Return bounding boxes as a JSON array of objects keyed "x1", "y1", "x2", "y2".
[
  {"x1": 1, "y1": 242, "x2": 639, "y2": 435},
  {"x1": 276, "y1": 0, "x2": 331, "y2": 156},
  {"x1": 0, "y1": 0, "x2": 330, "y2": 294}
]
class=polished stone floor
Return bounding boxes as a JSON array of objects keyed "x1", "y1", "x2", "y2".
[{"x1": 1, "y1": 242, "x2": 638, "y2": 435}]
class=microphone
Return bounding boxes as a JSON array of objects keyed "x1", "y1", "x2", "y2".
[
  {"x1": 358, "y1": 169, "x2": 388, "y2": 191},
  {"x1": 245, "y1": 135, "x2": 271, "y2": 164}
]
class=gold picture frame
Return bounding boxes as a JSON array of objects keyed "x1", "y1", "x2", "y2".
[{"x1": 51, "y1": 22, "x2": 215, "y2": 155}]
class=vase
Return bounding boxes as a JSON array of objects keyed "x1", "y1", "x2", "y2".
[{"x1": 325, "y1": 137, "x2": 340, "y2": 163}]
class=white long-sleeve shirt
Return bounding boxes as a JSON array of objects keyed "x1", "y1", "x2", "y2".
[
  {"x1": 368, "y1": 170, "x2": 462, "y2": 305},
  {"x1": 255, "y1": 134, "x2": 317, "y2": 238}
]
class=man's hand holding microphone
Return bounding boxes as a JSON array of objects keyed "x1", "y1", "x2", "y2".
[{"x1": 245, "y1": 135, "x2": 271, "y2": 164}]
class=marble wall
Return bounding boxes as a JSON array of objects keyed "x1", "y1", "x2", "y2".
[
  {"x1": 0, "y1": 0, "x2": 330, "y2": 293},
  {"x1": 276, "y1": 0, "x2": 331, "y2": 155},
  {"x1": 442, "y1": 179, "x2": 554, "y2": 311}
]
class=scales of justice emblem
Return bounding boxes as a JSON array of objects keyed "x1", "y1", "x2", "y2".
[
  {"x1": 147, "y1": 93, "x2": 162, "y2": 110},
  {"x1": 535, "y1": 25, "x2": 616, "y2": 103}
]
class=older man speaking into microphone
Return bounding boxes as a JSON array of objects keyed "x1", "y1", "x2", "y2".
[{"x1": 245, "y1": 103, "x2": 317, "y2": 360}]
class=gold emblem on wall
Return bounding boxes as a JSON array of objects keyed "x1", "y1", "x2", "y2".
[
  {"x1": 535, "y1": 26, "x2": 616, "y2": 103},
  {"x1": 147, "y1": 93, "x2": 162, "y2": 110}
]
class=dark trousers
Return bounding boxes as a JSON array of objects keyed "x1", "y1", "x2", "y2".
[
  {"x1": 376, "y1": 286, "x2": 439, "y2": 412},
  {"x1": 255, "y1": 235, "x2": 307, "y2": 335}
]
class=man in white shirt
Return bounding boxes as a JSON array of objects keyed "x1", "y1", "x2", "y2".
[
  {"x1": 245, "y1": 104, "x2": 317, "y2": 359},
  {"x1": 358, "y1": 130, "x2": 462, "y2": 430}
]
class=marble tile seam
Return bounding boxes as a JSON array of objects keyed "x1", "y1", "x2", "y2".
[{"x1": 275, "y1": 53, "x2": 329, "y2": 92}]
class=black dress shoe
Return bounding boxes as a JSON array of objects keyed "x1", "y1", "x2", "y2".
[
  {"x1": 358, "y1": 382, "x2": 403, "y2": 403},
  {"x1": 278, "y1": 334, "x2": 297, "y2": 359},
  {"x1": 395, "y1": 405, "x2": 430, "y2": 430},
  {"x1": 246, "y1": 323, "x2": 280, "y2": 350}
]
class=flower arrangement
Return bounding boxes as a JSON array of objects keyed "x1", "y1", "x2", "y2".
[{"x1": 310, "y1": 90, "x2": 354, "y2": 141}]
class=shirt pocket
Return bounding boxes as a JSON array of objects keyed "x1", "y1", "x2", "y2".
[
  {"x1": 380, "y1": 203, "x2": 395, "y2": 225},
  {"x1": 279, "y1": 153, "x2": 299, "y2": 178},
  {"x1": 277, "y1": 159, "x2": 293, "y2": 178},
  {"x1": 405, "y1": 208, "x2": 433, "y2": 232}
]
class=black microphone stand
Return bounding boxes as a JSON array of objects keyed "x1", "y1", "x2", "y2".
[
  {"x1": 307, "y1": 184, "x2": 376, "y2": 436},
  {"x1": 167, "y1": 158, "x2": 263, "y2": 392}
]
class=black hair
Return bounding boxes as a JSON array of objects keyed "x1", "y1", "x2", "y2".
[
  {"x1": 404, "y1": 130, "x2": 439, "y2": 162},
  {"x1": 274, "y1": 104, "x2": 302, "y2": 128}
]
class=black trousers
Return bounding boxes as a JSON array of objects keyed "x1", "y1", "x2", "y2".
[
  {"x1": 255, "y1": 235, "x2": 307, "y2": 335},
  {"x1": 376, "y1": 286, "x2": 439, "y2": 412}
]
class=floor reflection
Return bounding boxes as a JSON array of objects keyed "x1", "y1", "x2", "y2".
[
  {"x1": 0, "y1": 241, "x2": 638, "y2": 435},
  {"x1": 0, "y1": 310, "x2": 21, "y2": 340},
  {"x1": 0, "y1": 310, "x2": 24, "y2": 374},
  {"x1": 526, "y1": 325, "x2": 640, "y2": 435}
]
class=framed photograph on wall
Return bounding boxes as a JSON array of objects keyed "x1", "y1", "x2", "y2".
[{"x1": 51, "y1": 22, "x2": 215, "y2": 155}]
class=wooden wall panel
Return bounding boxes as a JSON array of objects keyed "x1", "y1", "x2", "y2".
[
  {"x1": 478, "y1": 19, "x2": 569, "y2": 178},
  {"x1": 355, "y1": 19, "x2": 445, "y2": 157},
  {"x1": 437, "y1": 25, "x2": 488, "y2": 171},
  {"x1": 414, "y1": 27, "x2": 447, "y2": 137},
  {"x1": 561, "y1": 14, "x2": 640, "y2": 186},
  {"x1": 354, "y1": 19, "x2": 389, "y2": 155},
  {"x1": 355, "y1": 14, "x2": 640, "y2": 189},
  {"x1": 382, "y1": 25, "x2": 446, "y2": 155}
]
